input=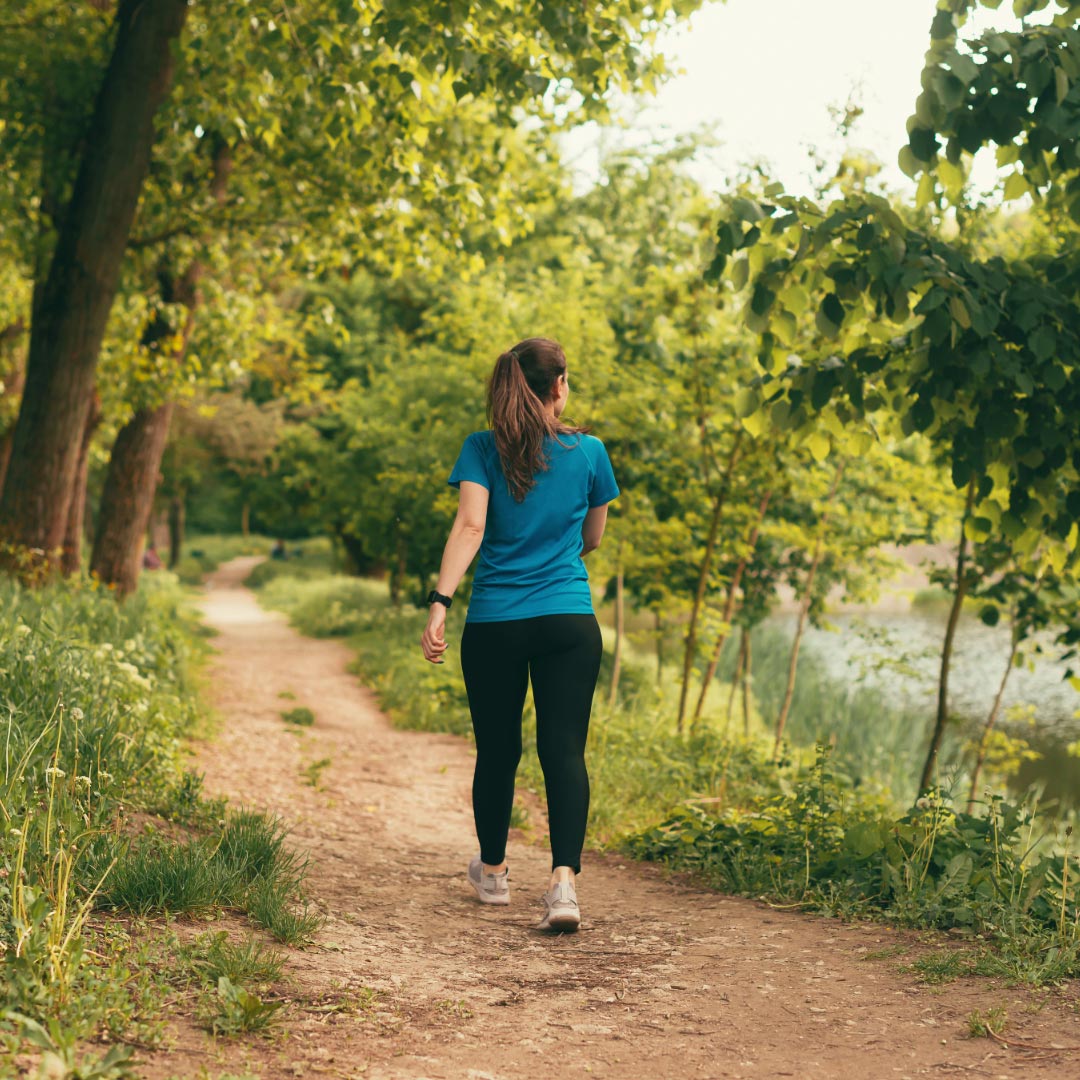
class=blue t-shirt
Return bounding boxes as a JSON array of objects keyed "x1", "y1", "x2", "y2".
[{"x1": 448, "y1": 430, "x2": 619, "y2": 623}]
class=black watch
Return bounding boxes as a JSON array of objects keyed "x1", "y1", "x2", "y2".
[{"x1": 426, "y1": 589, "x2": 453, "y2": 609}]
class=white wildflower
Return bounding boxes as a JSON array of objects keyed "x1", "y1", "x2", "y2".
[
  {"x1": 15, "y1": 624, "x2": 31, "y2": 637},
  {"x1": 45, "y1": 767, "x2": 65, "y2": 782},
  {"x1": 9, "y1": 828, "x2": 22, "y2": 838},
  {"x1": 71, "y1": 707, "x2": 84, "y2": 721},
  {"x1": 97, "y1": 771, "x2": 113, "y2": 784},
  {"x1": 915, "y1": 797, "x2": 931, "y2": 810},
  {"x1": 74, "y1": 776, "x2": 92, "y2": 791}
]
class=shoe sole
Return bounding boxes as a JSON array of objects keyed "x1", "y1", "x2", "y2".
[
  {"x1": 472, "y1": 884, "x2": 510, "y2": 906},
  {"x1": 538, "y1": 910, "x2": 580, "y2": 932}
]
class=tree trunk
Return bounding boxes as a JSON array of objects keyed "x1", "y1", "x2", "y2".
[
  {"x1": 919, "y1": 479, "x2": 977, "y2": 793},
  {"x1": 168, "y1": 494, "x2": 185, "y2": 568},
  {"x1": 725, "y1": 628, "x2": 746, "y2": 735},
  {"x1": 966, "y1": 632, "x2": 1018, "y2": 814},
  {"x1": 90, "y1": 401, "x2": 176, "y2": 595},
  {"x1": 0, "y1": 321, "x2": 27, "y2": 494},
  {"x1": 61, "y1": 394, "x2": 102, "y2": 576},
  {"x1": 655, "y1": 609, "x2": 664, "y2": 685},
  {"x1": 240, "y1": 499, "x2": 251, "y2": 538},
  {"x1": 90, "y1": 259, "x2": 199, "y2": 595},
  {"x1": 773, "y1": 463, "x2": 845, "y2": 759},
  {"x1": 677, "y1": 429, "x2": 744, "y2": 733},
  {"x1": 608, "y1": 563, "x2": 625, "y2": 709},
  {"x1": 742, "y1": 633, "x2": 753, "y2": 739},
  {"x1": 337, "y1": 528, "x2": 383, "y2": 577},
  {"x1": 0, "y1": 0, "x2": 190, "y2": 572},
  {"x1": 694, "y1": 490, "x2": 772, "y2": 722}
]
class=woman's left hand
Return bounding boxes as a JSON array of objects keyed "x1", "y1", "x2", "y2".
[{"x1": 421, "y1": 604, "x2": 448, "y2": 664}]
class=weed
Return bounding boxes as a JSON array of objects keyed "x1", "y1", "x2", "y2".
[
  {"x1": 908, "y1": 950, "x2": 976, "y2": 984},
  {"x1": 209, "y1": 976, "x2": 284, "y2": 1036},
  {"x1": 968, "y1": 1005, "x2": 1008, "y2": 1038},
  {"x1": 433, "y1": 998, "x2": 473, "y2": 1020},
  {"x1": 247, "y1": 879, "x2": 323, "y2": 946},
  {"x1": 181, "y1": 931, "x2": 284, "y2": 987},
  {"x1": 281, "y1": 706, "x2": 315, "y2": 727},
  {"x1": 302, "y1": 757, "x2": 332, "y2": 788},
  {"x1": 278, "y1": 690, "x2": 297, "y2": 700},
  {"x1": 861, "y1": 944, "x2": 909, "y2": 961}
]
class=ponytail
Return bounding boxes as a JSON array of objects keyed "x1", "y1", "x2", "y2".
[{"x1": 486, "y1": 338, "x2": 586, "y2": 502}]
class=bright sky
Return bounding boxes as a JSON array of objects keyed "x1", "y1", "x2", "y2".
[{"x1": 561, "y1": 0, "x2": 1041, "y2": 198}]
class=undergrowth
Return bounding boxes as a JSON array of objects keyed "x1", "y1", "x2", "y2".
[
  {"x1": 253, "y1": 559, "x2": 1080, "y2": 984},
  {"x1": 0, "y1": 571, "x2": 318, "y2": 1073}
]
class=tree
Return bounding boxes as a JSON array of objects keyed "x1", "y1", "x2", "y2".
[
  {"x1": 0, "y1": 0, "x2": 190, "y2": 566},
  {"x1": 0, "y1": 0, "x2": 708, "y2": 578}
]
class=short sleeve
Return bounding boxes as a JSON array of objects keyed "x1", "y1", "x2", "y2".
[
  {"x1": 588, "y1": 440, "x2": 620, "y2": 507},
  {"x1": 448, "y1": 433, "x2": 491, "y2": 490}
]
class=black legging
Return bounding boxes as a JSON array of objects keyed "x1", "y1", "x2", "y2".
[{"x1": 460, "y1": 614, "x2": 603, "y2": 874}]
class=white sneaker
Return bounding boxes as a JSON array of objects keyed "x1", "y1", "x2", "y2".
[
  {"x1": 468, "y1": 855, "x2": 510, "y2": 905},
  {"x1": 537, "y1": 880, "x2": 580, "y2": 932}
]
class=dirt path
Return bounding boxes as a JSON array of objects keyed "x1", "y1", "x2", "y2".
[{"x1": 140, "y1": 558, "x2": 1078, "y2": 1080}]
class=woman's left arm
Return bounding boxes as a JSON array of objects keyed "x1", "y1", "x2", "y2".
[{"x1": 421, "y1": 481, "x2": 488, "y2": 663}]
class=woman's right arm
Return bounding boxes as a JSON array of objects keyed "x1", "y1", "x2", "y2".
[
  {"x1": 421, "y1": 481, "x2": 488, "y2": 663},
  {"x1": 581, "y1": 504, "x2": 609, "y2": 555}
]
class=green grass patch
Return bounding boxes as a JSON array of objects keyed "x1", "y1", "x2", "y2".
[
  {"x1": 281, "y1": 706, "x2": 315, "y2": 727},
  {"x1": 0, "y1": 570, "x2": 319, "y2": 1070}
]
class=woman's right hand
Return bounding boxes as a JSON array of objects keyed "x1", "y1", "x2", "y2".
[{"x1": 421, "y1": 604, "x2": 448, "y2": 664}]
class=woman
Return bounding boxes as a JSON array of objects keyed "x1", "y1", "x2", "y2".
[{"x1": 420, "y1": 337, "x2": 618, "y2": 932}]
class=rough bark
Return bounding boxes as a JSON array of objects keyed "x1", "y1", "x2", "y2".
[
  {"x1": 773, "y1": 463, "x2": 845, "y2": 760},
  {"x1": 90, "y1": 401, "x2": 176, "y2": 595},
  {"x1": 61, "y1": 393, "x2": 102, "y2": 576},
  {"x1": 0, "y1": 0, "x2": 190, "y2": 571},
  {"x1": 0, "y1": 329, "x2": 26, "y2": 493},
  {"x1": 655, "y1": 610, "x2": 664, "y2": 686},
  {"x1": 677, "y1": 429, "x2": 743, "y2": 733},
  {"x1": 168, "y1": 494, "x2": 185, "y2": 569},
  {"x1": 919, "y1": 479, "x2": 977, "y2": 793},
  {"x1": 90, "y1": 262, "x2": 200, "y2": 594}
]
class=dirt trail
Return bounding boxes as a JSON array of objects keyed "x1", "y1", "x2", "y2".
[{"x1": 140, "y1": 558, "x2": 1078, "y2": 1080}]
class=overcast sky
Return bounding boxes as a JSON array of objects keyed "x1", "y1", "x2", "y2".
[{"x1": 561, "y1": 0, "x2": 1041, "y2": 197}]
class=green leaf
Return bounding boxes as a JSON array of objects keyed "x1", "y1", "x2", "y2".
[
  {"x1": 734, "y1": 387, "x2": 761, "y2": 419},
  {"x1": 1056, "y1": 67, "x2": 1070, "y2": 105},
  {"x1": 948, "y1": 295, "x2": 971, "y2": 330},
  {"x1": 1003, "y1": 172, "x2": 1030, "y2": 201},
  {"x1": 730, "y1": 256, "x2": 749, "y2": 291}
]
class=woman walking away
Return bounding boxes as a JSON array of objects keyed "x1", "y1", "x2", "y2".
[{"x1": 420, "y1": 338, "x2": 618, "y2": 932}]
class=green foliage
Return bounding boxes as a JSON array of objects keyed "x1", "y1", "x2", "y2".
[
  {"x1": 0, "y1": 570, "x2": 318, "y2": 1066},
  {"x1": 255, "y1": 560, "x2": 1080, "y2": 982}
]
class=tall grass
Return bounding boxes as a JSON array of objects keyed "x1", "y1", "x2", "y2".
[{"x1": 0, "y1": 570, "x2": 319, "y2": 1069}]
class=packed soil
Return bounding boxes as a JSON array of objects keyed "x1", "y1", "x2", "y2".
[{"x1": 136, "y1": 557, "x2": 1079, "y2": 1080}]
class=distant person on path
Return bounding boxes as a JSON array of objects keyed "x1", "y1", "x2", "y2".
[
  {"x1": 420, "y1": 338, "x2": 619, "y2": 932},
  {"x1": 270, "y1": 539, "x2": 287, "y2": 560},
  {"x1": 141, "y1": 542, "x2": 163, "y2": 570}
]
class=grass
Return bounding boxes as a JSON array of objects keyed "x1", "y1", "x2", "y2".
[
  {"x1": 281, "y1": 706, "x2": 315, "y2": 727},
  {"x1": 0, "y1": 567, "x2": 320, "y2": 1070},
  {"x1": 250, "y1": 556, "x2": 1080, "y2": 986}
]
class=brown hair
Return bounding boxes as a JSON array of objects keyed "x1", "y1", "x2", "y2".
[{"x1": 487, "y1": 337, "x2": 586, "y2": 502}]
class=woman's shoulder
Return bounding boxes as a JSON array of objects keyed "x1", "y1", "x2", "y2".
[{"x1": 463, "y1": 429, "x2": 495, "y2": 448}]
